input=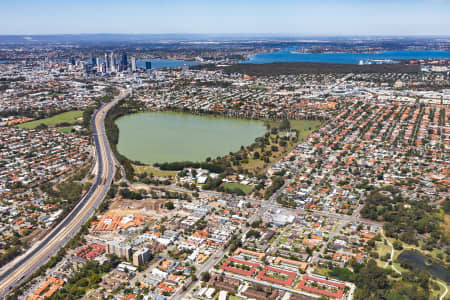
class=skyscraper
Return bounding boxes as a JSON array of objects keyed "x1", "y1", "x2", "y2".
[
  {"x1": 121, "y1": 53, "x2": 128, "y2": 71},
  {"x1": 145, "y1": 61, "x2": 152, "y2": 70},
  {"x1": 100, "y1": 63, "x2": 106, "y2": 73},
  {"x1": 109, "y1": 52, "x2": 115, "y2": 72},
  {"x1": 105, "y1": 53, "x2": 110, "y2": 72},
  {"x1": 131, "y1": 57, "x2": 137, "y2": 72}
]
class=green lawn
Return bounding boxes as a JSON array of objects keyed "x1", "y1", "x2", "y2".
[
  {"x1": 18, "y1": 110, "x2": 83, "y2": 129},
  {"x1": 49, "y1": 93, "x2": 65, "y2": 97},
  {"x1": 229, "y1": 296, "x2": 246, "y2": 300},
  {"x1": 223, "y1": 182, "x2": 253, "y2": 194},
  {"x1": 58, "y1": 127, "x2": 74, "y2": 134},
  {"x1": 377, "y1": 240, "x2": 392, "y2": 257},
  {"x1": 133, "y1": 164, "x2": 178, "y2": 178},
  {"x1": 374, "y1": 240, "x2": 393, "y2": 267},
  {"x1": 289, "y1": 120, "x2": 324, "y2": 142}
]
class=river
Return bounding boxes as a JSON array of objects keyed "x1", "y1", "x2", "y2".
[
  {"x1": 242, "y1": 49, "x2": 450, "y2": 65},
  {"x1": 136, "y1": 59, "x2": 199, "y2": 69}
]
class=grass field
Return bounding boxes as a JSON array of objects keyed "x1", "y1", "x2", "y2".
[
  {"x1": 229, "y1": 296, "x2": 246, "y2": 300},
  {"x1": 223, "y1": 182, "x2": 253, "y2": 194},
  {"x1": 375, "y1": 240, "x2": 393, "y2": 267},
  {"x1": 289, "y1": 120, "x2": 324, "y2": 141},
  {"x1": 58, "y1": 127, "x2": 74, "y2": 134},
  {"x1": 133, "y1": 164, "x2": 178, "y2": 178},
  {"x1": 18, "y1": 110, "x2": 83, "y2": 129}
]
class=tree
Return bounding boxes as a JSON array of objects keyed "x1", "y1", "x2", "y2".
[
  {"x1": 393, "y1": 240, "x2": 403, "y2": 250},
  {"x1": 253, "y1": 151, "x2": 260, "y2": 159},
  {"x1": 354, "y1": 259, "x2": 391, "y2": 299},
  {"x1": 251, "y1": 219, "x2": 262, "y2": 228},
  {"x1": 165, "y1": 201, "x2": 175, "y2": 210},
  {"x1": 443, "y1": 198, "x2": 450, "y2": 214},
  {"x1": 36, "y1": 123, "x2": 48, "y2": 130},
  {"x1": 200, "y1": 272, "x2": 211, "y2": 282},
  {"x1": 246, "y1": 229, "x2": 261, "y2": 239},
  {"x1": 279, "y1": 119, "x2": 291, "y2": 130}
]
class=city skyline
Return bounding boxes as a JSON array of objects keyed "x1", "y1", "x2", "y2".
[
  {"x1": 0, "y1": 0, "x2": 450, "y2": 36},
  {"x1": 0, "y1": 1, "x2": 449, "y2": 299}
]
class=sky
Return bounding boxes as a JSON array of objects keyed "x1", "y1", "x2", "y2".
[{"x1": 0, "y1": 0, "x2": 449, "y2": 36}]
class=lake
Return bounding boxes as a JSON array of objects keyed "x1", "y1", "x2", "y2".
[
  {"x1": 136, "y1": 59, "x2": 200, "y2": 69},
  {"x1": 398, "y1": 250, "x2": 450, "y2": 284},
  {"x1": 242, "y1": 49, "x2": 450, "y2": 65},
  {"x1": 116, "y1": 112, "x2": 266, "y2": 165}
]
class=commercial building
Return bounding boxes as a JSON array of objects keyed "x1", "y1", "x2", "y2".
[
  {"x1": 133, "y1": 248, "x2": 151, "y2": 266},
  {"x1": 131, "y1": 57, "x2": 137, "y2": 72},
  {"x1": 121, "y1": 53, "x2": 128, "y2": 71},
  {"x1": 106, "y1": 242, "x2": 132, "y2": 260}
]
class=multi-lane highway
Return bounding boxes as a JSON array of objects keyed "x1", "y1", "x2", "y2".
[{"x1": 0, "y1": 89, "x2": 128, "y2": 297}]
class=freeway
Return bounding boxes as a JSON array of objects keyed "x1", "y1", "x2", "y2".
[{"x1": 0, "y1": 89, "x2": 128, "y2": 297}]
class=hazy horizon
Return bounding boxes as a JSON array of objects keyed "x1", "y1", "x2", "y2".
[
  {"x1": 0, "y1": 33, "x2": 449, "y2": 37},
  {"x1": 1, "y1": 0, "x2": 449, "y2": 36}
]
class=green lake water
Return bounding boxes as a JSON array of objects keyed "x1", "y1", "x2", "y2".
[{"x1": 116, "y1": 112, "x2": 267, "y2": 165}]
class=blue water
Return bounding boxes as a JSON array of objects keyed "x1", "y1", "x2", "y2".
[
  {"x1": 136, "y1": 59, "x2": 200, "y2": 69},
  {"x1": 0, "y1": 60, "x2": 10, "y2": 64},
  {"x1": 242, "y1": 50, "x2": 450, "y2": 65}
]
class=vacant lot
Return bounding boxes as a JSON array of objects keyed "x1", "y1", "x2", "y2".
[{"x1": 18, "y1": 110, "x2": 83, "y2": 129}]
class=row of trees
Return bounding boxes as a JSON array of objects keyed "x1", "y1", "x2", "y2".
[
  {"x1": 156, "y1": 161, "x2": 225, "y2": 173},
  {"x1": 104, "y1": 98, "x2": 146, "y2": 181},
  {"x1": 264, "y1": 176, "x2": 284, "y2": 200}
]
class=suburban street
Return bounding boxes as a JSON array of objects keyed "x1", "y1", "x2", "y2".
[{"x1": 0, "y1": 89, "x2": 128, "y2": 296}]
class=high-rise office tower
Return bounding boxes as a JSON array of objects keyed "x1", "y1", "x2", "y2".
[
  {"x1": 110, "y1": 52, "x2": 115, "y2": 72},
  {"x1": 121, "y1": 53, "x2": 128, "y2": 71},
  {"x1": 84, "y1": 64, "x2": 91, "y2": 74},
  {"x1": 105, "y1": 53, "x2": 110, "y2": 71},
  {"x1": 131, "y1": 57, "x2": 137, "y2": 72},
  {"x1": 145, "y1": 61, "x2": 152, "y2": 70}
]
